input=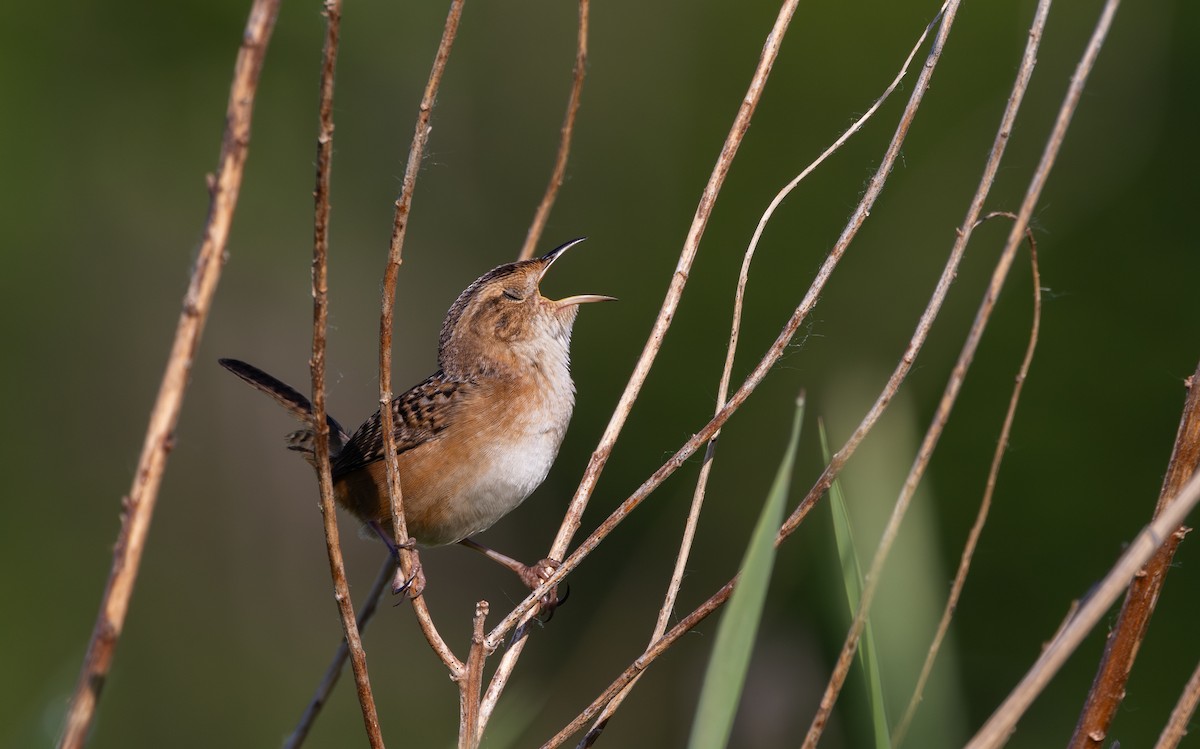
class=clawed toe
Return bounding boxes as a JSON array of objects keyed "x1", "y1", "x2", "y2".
[
  {"x1": 517, "y1": 557, "x2": 560, "y2": 589},
  {"x1": 390, "y1": 560, "x2": 426, "y2": 603},
  {"x1": 456, "y1": 540, "x2": 572, "y2": 621},
  {"x1": 518, "y1": 558, "x2": 568, "y2": 622}
]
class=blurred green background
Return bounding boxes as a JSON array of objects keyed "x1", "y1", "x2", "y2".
[{"x1": 3, "y1": 0, "x2": 1198, "y2": 746}]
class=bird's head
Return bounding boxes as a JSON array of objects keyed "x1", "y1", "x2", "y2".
[{"x1": 438, "y1": 238, "x2": 614, "y2": 377}]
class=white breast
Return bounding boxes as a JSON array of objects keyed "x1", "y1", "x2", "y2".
[{"x1": 452, "y1": 355, "x2": 576, "y2": 540}]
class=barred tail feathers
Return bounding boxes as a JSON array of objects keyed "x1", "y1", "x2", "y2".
[{"x1": 218, "y1": 358, "x2": 351, "y2": 455}]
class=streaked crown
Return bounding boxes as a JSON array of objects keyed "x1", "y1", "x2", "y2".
[{"x1": 438, "y1": 238, "x2": 613, "y2": 378}]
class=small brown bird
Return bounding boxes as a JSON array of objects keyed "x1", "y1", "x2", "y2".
[{"x1": 220, "y1": 238, "x2": 612, "y2": 601}]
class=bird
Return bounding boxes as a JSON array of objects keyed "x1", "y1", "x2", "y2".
[{"x1": 219, "y1": 237, "x2": 613, "y2": 607}]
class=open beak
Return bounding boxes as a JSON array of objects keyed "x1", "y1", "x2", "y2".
[
  {"x1": 539, "y1": 237, "x2": 617, "y2": 308},
  {"x1": 554, "y1": 293, "x2": 617, "y2": 308},
  {"x1": 539, "y1": 236, "x2": 589, "y2": 270}
]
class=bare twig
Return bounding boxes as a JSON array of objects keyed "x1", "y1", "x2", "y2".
[
  {"x1": 307, "y1": 4, "x2": 386, "y2": 747},
  {"x1": 286, "y1": 556, "x2": 395, "y2": 749},
  {"x1": 560, "y1": 1, "x2": 969, "y2": 732},
  {"x1": 1068, "y1": 358, "x2": 1200, "y2": 747},
  {"x1": 518, "y1": 0, "x2": 589, "y2": 261},
  {"x1": 808, "y1": 3, "x2": 1123, "y2": 741},
  {"x1": 802, "y1": 0, "x2": 1117, "y2": 734},
  {"x1": 778, "y1": 0, "x2": 1046, "y2": 546},
  {"x1": 875, "y1": 3, "x2": 1054, "y2": 734},
  {"x1": 544, "y1": 0, "x2": 798, "y2": 566},
  {"x1": 541, "y1": 580, "x2": 737, "y2": 749},
  {"x1": 966, "y1": 472, "x2": 1200, "y2": 748},
  {"x1": 513, "y1": 7, "x2": 963, "y2": 744},
  {"x1": 57, "y1": 2, "x2": 281, "y2": 745},
  {"x1": 892, "y1": 214, "x2": 1043, "y2": 747},
  {"x1": 1156, "y1": 656, "x2": 1200, "y2": 749},
  {"x1": 952, "y1": 1, "x2": 1136, "y2": 743},
  {"x1": 578, "y1": 9, "x2": 947, "y2": 743},
  {"x1": 378, "y1": 0, "x2": 466, "y2": 675},
  {"x1": 478, "y1": 0, "x2": 802, "y2": 728},
  {"x1": 459, "y1": 602, "x2": 491, "y2": 749},
  {"x1": 489, "y1": 0, "x2": 958, "y2": 654},
  {"x1": 549, "y1": 222, "x2": 1032, "y2": 746}
]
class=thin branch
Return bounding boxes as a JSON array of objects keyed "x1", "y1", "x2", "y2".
[
  {"x1": 286, "y1": 556, "x2": 395, "y2": 749},
  {"x1": 956, "y1": 1, "x2": 1135, "y2": 743},
  {"x1": 479, "y1": 0, "x2": 803, "y2": 726},
  {"x1": 378, "y1": 0, "x2": 466, "y2": 675},
  {"x1": 517, "y1": 0, "x2": 589, "y2": 261},
  {"x1": 541, "y1": 580, "x2": 737, "y2": 749},
  {"x1": 1156, "y1": 656, "x2": 1200, "y2": 749},
  {"x1": 558, "y1": 200, "x2": 1045, "y2": 748},
  {"x1": 459, "y1": 602, "x2": 491, "y2": 749},
  {"x1": 577, "y1": 9, "x2": 947, "y2": 743},
  {"x1": 879, "y1": 2, "x2": 1060, "y2": 730},
  {"x1": 307, "y1": 3, "x2": 385, "y2": 746},
  {"x1": 803, "y1": 0, "x2": 1115, "y2": 734},
  {"x1": 489, "y1": 0, "x2": 958, "y2": 654},
  {"x1": 808, "y1": 2, "x2": 1120, "y2": 733},
  {"x1": 544, "y1": 0, "x2": 798, "y2": 566},
  {"x1": 778, "y1": 0, "x2": 1048, "y2": 546},
  {"x1": 891, "y1": 214, "x2": 1042, "y2": 747},
  {"x1": 1068, "y1": 358, "x2": 1200, "y2": 747},
  {"x1": 873, "y1": 6, "x2": 1053, "y2": 735},
  {"x1": 966, "y1": 473, "x2": 1200, "y2": 748},
  {"x1": 521, "y1": 4, "x2": 962, "y2": 741},
  {"x1": 57, "y1": 1, "x2": 281, "y2": 745},
  {"x1": 477, "y1": 615, "x2": 534, "y2": 732}
]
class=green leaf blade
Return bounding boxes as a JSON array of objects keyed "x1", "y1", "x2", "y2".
[{"x1": 687, "y1": 395, "x2": 805, "y2": 749}]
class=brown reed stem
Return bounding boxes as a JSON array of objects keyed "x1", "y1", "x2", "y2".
[
  {"x1": 1068, "y1": 361, "x2": 1200, "y2": 747},
  {"x1": 307, "y1": 3, "x2": 387, "y2": 745},
  {"x1": 518, "y1": 0, "x2": 589, "y2": 262},
  {"x1": 377, "y1": 0, "x2": 466, "y2": 675},
  {"x1": 57, "y1": 1, "x2": 281, "y2": 745}
]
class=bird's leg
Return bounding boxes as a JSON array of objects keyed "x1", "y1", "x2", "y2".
[
  {"x1": 369, "y1": 521, "x2": 424, "y2": 600},
  {"x1": 458, "y1": 538, "x2": 568, "y2": 619}
]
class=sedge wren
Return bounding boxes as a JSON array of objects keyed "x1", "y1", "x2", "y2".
[{"x1": 220, "y1": 238, "x2": 613, "y2": 603}]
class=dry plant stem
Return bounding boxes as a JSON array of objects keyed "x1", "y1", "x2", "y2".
[
  {"x1": 490, "y1": 0, "x2": 958, "y2": 653},
  {"x1": 966, "y1": 471, "x2": 1200, "y2": 748},
  {"x1": 478, "y1": 0, "x2": 802, "y2": 726},
  {"x1": 804, "y1": 0, "x2": 1052, "y2": 733},
  {"x1": 475, "y1": 0, "x2": 796, "y2": 729},
  {"x1": 963, "y1": 0, "x2": 1130, "y2": 743},
  {"x1": 477, "y1": 616, "x2": 534, "y2": 729},
  {"x1": 505, "y1": 0, "x2": 803, "y2": 628},
  {"x1": 308, "y1": 4, "x2": 386, "y2": 746},
  {"x1": 579, "y1": 11, "x2": 948, "y2": 743},
  {"x1": 779, "y1": 0, "x2": 1047, "y2": 547},
  {"x1": 560, "y1": 174, "x2": 1027, "y2": 746},
  {"x1": 57, "y1": 2, "x2": 281, "y2": 746},
  {"x1": 1068, "y1": 360, "x2": 1200, "y2": 748},
  {"x1": 545, "y1": 0, "x2": 798, "y2": 566},
  {"x1": 541, "y1": 579, "x2": 738, "y2": 749},
  {"x1": 1156, "y1": 657, "x2": 1200, "y2": 749},
  {"x1": 890, "y1": 216, "x2": 1042, "y2": 748},
  {"x1": 562, "y1": 210, "x2": 1035, "y2": 746},
  {"x1": 378, "y1": 0, "x2": 465, "y2": 675},
  {"x1": 880, "y1": 1, "x2": 1053, "y2": 724},
  {"x1": 287, "y1": 556, "x2": 395, "y2": 749},
  {"x1": 576, "y1": 444, "x2": 721, "y2": 746},
  {"x1": 803, "y1": 0, "x2": 1113, "y2": 731},
  {"x1": 533, "y1": 5, "x2": 964, "y2": 741},
  {"x1": 459, "y1": 602, "x2": 491, "y2": 749},
  {"x1": 517, "y1": 0, "x2": 588, "y2": 262}
]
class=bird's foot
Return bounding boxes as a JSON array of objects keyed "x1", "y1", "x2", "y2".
[
  {"x1": 391, "y1": 556, "x2": 426, "y2": 602},
  {"x1": 518, "y1": 558, "x2": 569, "y2": 622}
]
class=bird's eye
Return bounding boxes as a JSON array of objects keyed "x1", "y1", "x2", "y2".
[{"x1": 502, "y1": 289, "x2": 524, "y2": 301}]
